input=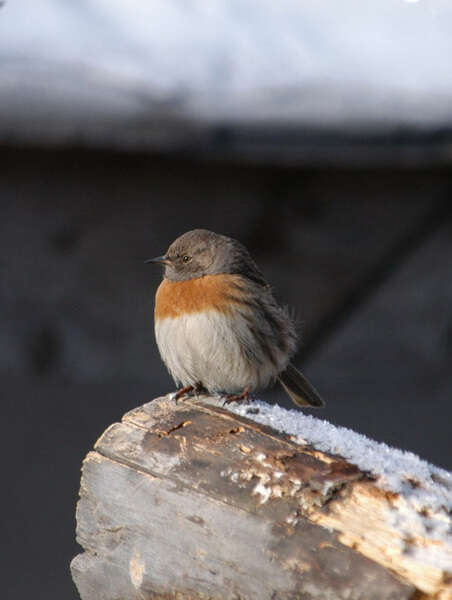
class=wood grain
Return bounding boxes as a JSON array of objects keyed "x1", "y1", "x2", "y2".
[{"x1": 71, "y1": 395, "x2": 451, "y2": 600}]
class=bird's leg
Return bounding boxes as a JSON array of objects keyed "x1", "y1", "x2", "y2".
[
  {"x1": 193, "y1": 382, "x2": 208, "y2": 397},
  {"x1": 173, "y1": 384, "x2": 194, "y2": 401},
  {"x1": 223, "y1": 386, "x2": 250, "y2": 405},
  {"x1": 173, "y1": 382, "x2": 205, "y2": 402}
]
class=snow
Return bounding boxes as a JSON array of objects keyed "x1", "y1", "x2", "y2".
[
  {"x1": 226, "y1": 399, "x2": 451, "y2": 509},
  {"x1": 216, "y1": 397, "x2": 452, "y2": 568},
  {"x1": 205, "y1": 397, "x2": 452, "y2": 554},
  {"x1": 1, "y1": 0, "x2": 452, "y2": 143}
]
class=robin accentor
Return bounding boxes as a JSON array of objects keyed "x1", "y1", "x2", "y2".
[{"x1": 146, "y1": 229, "x2": 324, "y2": 407}]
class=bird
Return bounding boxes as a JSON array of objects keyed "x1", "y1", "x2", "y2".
[{"x1": 146, "y1": 229, "x2": 324, "y2": 408}]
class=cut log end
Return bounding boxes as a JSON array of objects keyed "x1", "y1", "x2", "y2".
[{"x1": 71, "y1": 394, "x2": 452, "y2": 600}]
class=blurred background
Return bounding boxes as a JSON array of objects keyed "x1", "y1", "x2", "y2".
[{"x1": 1, "y1": 1, "x2": 452, "y2": 598}]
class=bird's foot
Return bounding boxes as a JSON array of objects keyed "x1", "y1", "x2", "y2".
[
  {"x1": 171, "y1": 382, "x2": 206, "y2": 402},
  {"x1": 223, "y1": 386, "x2": 250, "y2": 406},
  {"x1": 192, "y1": 382, "x2": 208, "y2": 398}
]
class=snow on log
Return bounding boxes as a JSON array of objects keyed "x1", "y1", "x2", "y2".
[{"x1": 71, "y1": 395, "x2": 452, "y2": 600}]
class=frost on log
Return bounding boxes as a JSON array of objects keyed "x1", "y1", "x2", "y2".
[{"x1": 70, "y1": 395, "x2": 452, "y2": 600}]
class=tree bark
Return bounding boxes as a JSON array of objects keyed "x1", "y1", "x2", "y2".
[{"x1": 71, "y1": 395, "x2": 451, "y2": 600}]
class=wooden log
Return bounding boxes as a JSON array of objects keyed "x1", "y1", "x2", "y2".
[{"x1": 71, "y1": 395, "x2": 452, "y2": 600}]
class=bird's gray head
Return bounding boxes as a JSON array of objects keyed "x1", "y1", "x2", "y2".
[{"x1": 146, "y1": 229, "x2": 266, "y2": 284}]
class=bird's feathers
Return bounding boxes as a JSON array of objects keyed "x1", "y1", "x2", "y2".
[
  {"x1": 151, "y1": 229, "x2": 324, "y2": 408},
  {"x1": 278, "y1": 362, "x2": 324, "y2": 407}
]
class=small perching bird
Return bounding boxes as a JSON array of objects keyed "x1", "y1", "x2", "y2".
[{"x1": 146, "y1": 229, "x2": 324, "y2": 407}]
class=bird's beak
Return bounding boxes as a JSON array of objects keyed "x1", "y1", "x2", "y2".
[{"x1": 144, "y1": 255, "x2": 170, "y2": 266}]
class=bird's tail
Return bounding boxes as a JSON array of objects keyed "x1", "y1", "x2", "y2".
[{"x1": 278, "y1": 362, "x2": 325, "y2": 408}]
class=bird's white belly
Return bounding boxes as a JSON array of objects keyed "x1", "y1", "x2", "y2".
[{"x1": 155, "y1": 310, "x2": 274, "y2": 392}]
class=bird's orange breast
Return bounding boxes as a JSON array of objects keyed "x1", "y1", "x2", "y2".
[{"x1": 154, "y1": 274, "x2": 245, "y2": 320}]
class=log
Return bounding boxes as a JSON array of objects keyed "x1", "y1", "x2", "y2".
[{"x1": 71, "y1": 395, "x2": 452, "y2": 600}]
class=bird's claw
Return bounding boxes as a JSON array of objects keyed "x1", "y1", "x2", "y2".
[
  {"x1": 171, "y1": 382, "x2": 206, "y2": 403},
  {"x1": 222, "y1": 386, "x2": 250, "y2": 406}
]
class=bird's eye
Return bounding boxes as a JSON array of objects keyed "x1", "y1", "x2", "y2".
[{"x1": 182, "y1": 255, "x2": 191, "y2": 263}]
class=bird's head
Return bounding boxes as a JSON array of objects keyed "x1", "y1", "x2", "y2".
[{"x1": 146, "y1": 229, "x2": 241, "y2": 281}]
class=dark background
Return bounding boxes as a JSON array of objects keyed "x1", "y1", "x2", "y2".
[
  {"x1": 2, "y1": 146, "x2": 451, "y2": 598},
  {"x1": 3, "y1": 2, "x2": 452, "y2": 597}
]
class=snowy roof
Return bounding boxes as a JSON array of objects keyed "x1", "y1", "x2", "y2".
[{"x1": 1, "y1": 1, "x2": 452, "y2": 163}]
